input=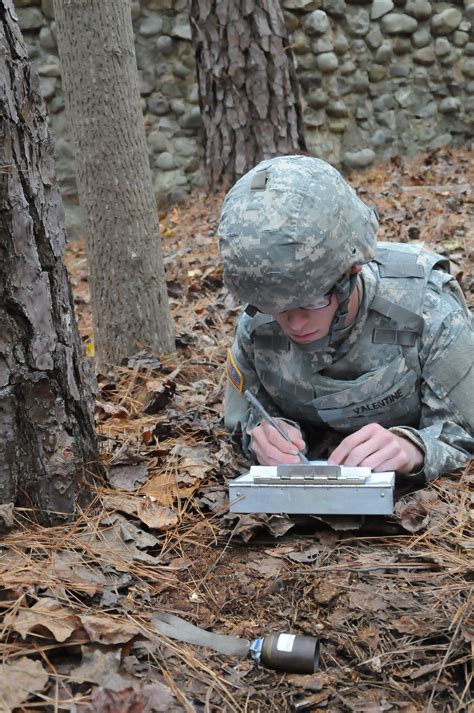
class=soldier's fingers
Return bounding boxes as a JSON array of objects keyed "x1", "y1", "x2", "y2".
[
  {"x1": 329, "y1": 424, "x2": 387, "y2": 465},
  {"x1": 260, "y1": 421, "x2": 302, "y2": 456},
  {"x1": 252, "y1": 439, "x2": 301, "y2": 466},
  {"x1": 358, "y1": 442, "x2": 400, "y2": 471}
]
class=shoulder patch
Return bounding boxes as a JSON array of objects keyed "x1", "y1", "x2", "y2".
[{"x1": 226, "y1": 348, "x2": 244, "y2": 393}]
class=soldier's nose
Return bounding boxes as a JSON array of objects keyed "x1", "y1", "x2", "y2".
[{"x1": 286, "y1": 309, "x2": 309, "y2": 329}]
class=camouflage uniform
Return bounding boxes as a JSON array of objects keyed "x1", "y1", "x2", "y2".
[{"x1": 219, "y1": 156, "x2": 473, "y2": 481}]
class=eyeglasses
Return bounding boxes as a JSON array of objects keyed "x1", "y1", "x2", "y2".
[{"x1": 254, "y1": 290, "x2": 333, "y2": 315}]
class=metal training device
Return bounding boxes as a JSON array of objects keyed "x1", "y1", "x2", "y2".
[{"x1": 229, "y1": 461, "x2": 395, "y2": 516}]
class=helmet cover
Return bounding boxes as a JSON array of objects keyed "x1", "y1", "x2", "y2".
[{"x1": 218, "y1": 155, "x2": 378, "y2": 313}]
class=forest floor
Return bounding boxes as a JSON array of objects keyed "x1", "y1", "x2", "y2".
[{"x1": 1, "y1": 148, "x2": 473, "y2": 712}]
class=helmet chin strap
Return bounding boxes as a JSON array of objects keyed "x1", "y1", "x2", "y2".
[{"x1": 291, "y1": 272, "x2": 359, "y2": 354}]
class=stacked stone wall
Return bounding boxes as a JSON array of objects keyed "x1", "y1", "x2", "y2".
[{"x1": 13, "y1": 0, "x2": 474, "y2": 238}]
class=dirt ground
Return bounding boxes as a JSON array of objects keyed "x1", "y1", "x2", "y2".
[{"x1": 1, "y1": 148, "x2": 473, "y2": 712}]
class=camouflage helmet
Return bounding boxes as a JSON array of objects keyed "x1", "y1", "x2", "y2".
[{"x1": 218, "y1": 155, "x2": 379, "y2": 313}]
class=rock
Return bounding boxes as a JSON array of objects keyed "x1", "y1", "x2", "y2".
[
  {"x1": 156, "y1": 35, "x2": 173, "y2": 54},
  {"x1": 15, "y1": 8, "x2": 44, "y2": 30},
  {"x1": 375, "y1": 42, "x2": 392, "y2": 62},
  {"x1": 147, "y1": 130, "x2": 170, "y2": 153},
  {"x1": 312, "y1": 36, "x2": 333, "y2": 53},
  {"x1": 372, "y1": 129, "x2": 394, "y2": 146},
  {"x1": 39, "y1": 78, "x2": 56, "y2": 100},
  {"x1": 50, "y1": 95, "x2": 64, "y2": 113},
  {"x1": 303, "y1": 10, "x2": 330, "y2": 35},
  {"x1": 390, "y1": 62, "x2": 410, "y2": 77},
  {"x1": 412, "y1": 28, "x2": 431, "y2": 48},
  {"x1": 373, "y1": 93, "x2": 395, "y2": 111},
  {"x1": 292, "y1": 30, "x2": 311, "y2": 54},
  {"x1": 414, "y1": 101, "x2": 437, "y2": 118},
  {"x1": 41, "y1": 0, "x2": 54, "y2": 19},
  {"x1": 405, "y1": 0, "x2": 431, "y2": 20},
  {"x1": 39, "y1": 26, "x2": 56, "y2": 51},
  {"x1": 316, "y1": 52, "x2": 339, "y2": 71},
  {"x1": 327, "y1": 99, "x2": 349, "y2": 117},
  {"x1": 369, "y1": 64, "x2": 387, "y2": 81},
  {"x1": 453, "y1": 31, "x2": 469, "y2": 48},
  {"x1": 156, "y1": 152, "x2": 176, "y2": 170},
  {"x1": 343, "y1": 148, "x2": 375, "y2": 168},
  {"x1": 171, "y1": 14, "x2": 192, "y2": 40},
  {"x1": 353, "y1": 70, "x2": 369, "y2": 92},
  {"x1": 322, "y1": 0, "x2": 346, "y2": 17},
  {"x1": 307, "y1": 88, "x2": 329, "y2": 108},
  {"x1": 333, "y1": 34, "x2": 350, "y2": 55},
  {"x1": 381, "y1": 13, "x2": 418, "y2": 35},
  {"x1": 38, "y1": 56, "x2": 61, "y2": 77},
  {"x1": 431, "y1": 9, "x2": 462, "y2": 36},
  {"x1": 429, "y1": 133, "x2": 452, "y2": 150},
  {"x1": 461, "y1": 59, "x2": 474, "y2": 78},
  {"x1": 304, "y1": 108, "x2": 326, "y2": 128},
  {"x1": 131, "y1": 2, "x2": 141, "y2": 20},
  {"x1": 340, "y1": 60, "x2": 356, "y2": 75},
  {"x1": 434, "y1": 37, "x2": 451, "y2": 57},
  {"x1": 172, "y1": 61, "x2": 189, "y2": 79},
  {"x1": 347, "y1": 9, "x2": 370, "y2": 36},
  {"x1": 284, "y1": 11, "x2": 300, "y2": 34},
  {"x1": 439, "y1": 97, "x2": 461, "y2": 113},
  {"x1": 173, "y1": 137, "x2": 197, "y2": 157},
  {"x1": 282, "y1": 0, "x2": 316, "y2": 8},
  {"x1": 392, "y1": 37, "x2": 412, "y2": 54},
  {"x1": 414, "y1": 46, "x2": 435, "y2": 64},
  {"x1": 170, "y1": 99, "x2": 186, "y2": 115},
  {"x1": 139, "y1": 15, "x2": 164, "y2": 36},
  {"x1": 179, "y1": 107, "x2": 202, "y2": 129},
  {"x1": 465, "y1": 81, "x2": 474, "y2": 95},
  {"x1": 371, "y1": 0, "x2": 394, "y2": 20},
  {"x1": 148, "y1": 0, "x2": 173, "y2": 9},
  {"x1": 329, "y1": 120, "x2": 347, "y2": 134},
  {"x1": 367, "y1": 27, "x2": 383, "y2": 49},
  {"x1": 466, "y1": 43, "x2": 474, "y2": 57},
  {"x1": 147, "y1": 95, "x2": 170, "y2": 116},
  {"x1": 297, "y1": 53, "x2": 317, "y2": 70},
  {"x1": 395, "y1": 87, "x2": 413, "y2": 107}
]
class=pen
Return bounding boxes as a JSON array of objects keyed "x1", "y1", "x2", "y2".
[{"x1": 244, "y1": 389, "x2": 310, "y2": 464}]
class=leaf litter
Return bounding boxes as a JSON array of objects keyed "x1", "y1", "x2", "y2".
[{"x1": 1, "y1": 148, "x2": 473, "y2": 711}]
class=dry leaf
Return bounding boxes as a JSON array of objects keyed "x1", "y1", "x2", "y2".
[
  {"x1": 70, "y1": 646, "x2": 121, "y2": 684},
  {"x1": 109, "y1": 463, "x2": 149, "y2": 492},
  {"x1": 4, "y1": 597, "x2": 79, "y2": 642},
  {"x1": 0, "y1": 657, "x2": 49, "y2": 710},
  {"x1": 80, "y1": 614, "x2": 142, "y2": 645},
  {"x1": 136, "y1": 499, "x2": 178, "y2": 530}
]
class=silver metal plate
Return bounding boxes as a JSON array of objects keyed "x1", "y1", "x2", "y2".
[{"x1": 229, "y1": 461, "x2": 395, "y2": 516}]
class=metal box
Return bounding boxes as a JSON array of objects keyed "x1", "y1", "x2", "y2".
[{"x1": 229, "y1": 461, "x2": 395, "y2": 516}]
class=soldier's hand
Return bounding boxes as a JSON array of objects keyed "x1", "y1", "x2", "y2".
[
  {"x1": 328, "y1": 423, "x2": 424, "y2": 474},
  {"x1": 250, "y1": 420, "x2": 307, "y2": 466}
]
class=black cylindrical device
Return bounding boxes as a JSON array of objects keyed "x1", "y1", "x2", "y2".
[{"x1": 259, "y1": 633, "x2": 320, "y2": 674}]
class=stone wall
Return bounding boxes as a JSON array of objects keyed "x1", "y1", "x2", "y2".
[{"x1": 13, "y1": 0, "x2": 474, "y2": 238}]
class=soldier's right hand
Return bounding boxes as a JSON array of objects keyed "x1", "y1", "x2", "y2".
[{"x1": 250, "y1": 420, "x2": 307, "y2": 466}]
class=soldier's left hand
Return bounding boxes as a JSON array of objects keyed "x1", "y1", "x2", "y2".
[{"x1": 328, "y1": 423, "x2": 424, "y2": 474}]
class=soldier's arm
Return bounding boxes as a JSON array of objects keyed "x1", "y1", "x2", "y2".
[
  {"x1": 224, "y1": 312, "x2": 303, "y2": 459},
  {"x1": 390, "y1": 306, "x2": 473, "y2": 481}
]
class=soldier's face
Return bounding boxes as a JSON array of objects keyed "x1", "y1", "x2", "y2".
[{"x1": 273, "y1": 291, "x2": 339, "y2": 344}]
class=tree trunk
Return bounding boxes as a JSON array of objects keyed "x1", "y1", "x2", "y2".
[
  {"x1": 53, "y1": 0, "x2": 175, "y2": 372},
  {"x1": 190, "y1": 0, "x2": 307, "y2": 189},
  {"x1": 0, "y1": 0, "x2": 104, "y2": 525}
]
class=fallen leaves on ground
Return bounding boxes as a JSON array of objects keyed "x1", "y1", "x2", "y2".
[{"x1": 3, "y1": 148, "x2": 473, "y2": 711}]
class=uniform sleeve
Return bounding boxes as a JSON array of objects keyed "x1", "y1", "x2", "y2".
[
  {"x1": 391, "y1": 295, "x2": 473, "y2": 481},
  {"x1": 224, "y1": 312, "x2": 299, "y2": 458}
]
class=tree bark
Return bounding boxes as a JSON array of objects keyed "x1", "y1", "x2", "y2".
[
  {"x1": 53, "y1": 0, "x2": 175, "y2": 372},
  {"x1": 190, "y1": 0, "x2": 307, "y2": 189},
  {"x1": 0, "y1": 0, "x2": 104, "y2": 525}
]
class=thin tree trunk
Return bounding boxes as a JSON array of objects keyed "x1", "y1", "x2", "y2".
[
  {"x1": 0, "y1": 0, "x2": 104, "y2": 525},
  {"x1": 53, "y1": 0, "x2": 175, "y2": 372},
  {"x1": 190, "y1": 0, "x2": 307, "y2": 189}
]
